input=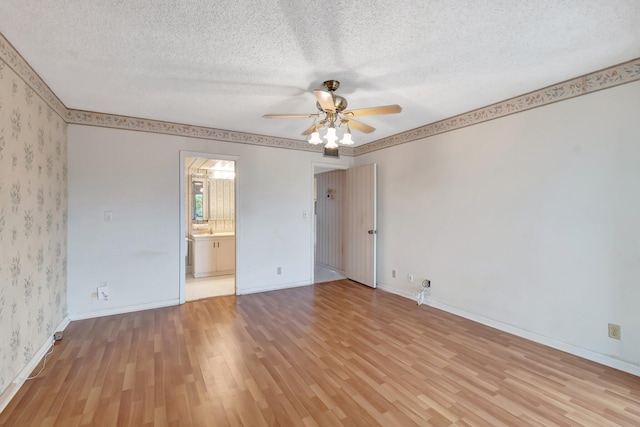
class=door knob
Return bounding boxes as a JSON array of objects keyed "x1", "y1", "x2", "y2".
[{"x1": 368, "y1": 230, "x2": 376, "y2": 234}]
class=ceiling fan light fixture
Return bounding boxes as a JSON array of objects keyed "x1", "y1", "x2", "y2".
[
  {"x1": 340, "y1": 126, "x2": 354, "y2": 145},
  {"x1": 339, "y1": 132, "x2": 353, "y2": 145},
  {"x1": 324, "y1": 125, "x2": 339, "y2": 149},
  {"x1": 325, "y1": 126, "x2": 337, "y2": 141},
  {"x1": 264, "y1": 80, "x2": 401, "y2": 153},
  {"x1": 324, "y1": 138, "x2": 339, "y2": 149},
  {"x1": 308, "y1": 131, "x2": 322, "y2": 145}
]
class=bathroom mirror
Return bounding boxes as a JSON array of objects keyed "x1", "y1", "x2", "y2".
[{"x1": 191, "y1": 178, "x2": 207, "y2": 220}]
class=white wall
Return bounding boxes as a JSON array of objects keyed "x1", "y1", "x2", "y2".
[
  {"x1": 66, "y1": 81, "x2": 640, "y2": 372},
  {"x1": 67, "y1": 125, "x2": 351, "y2": 318},
  {"x1": 358, "y1": 81, "x2": 640, "y2": 371}
]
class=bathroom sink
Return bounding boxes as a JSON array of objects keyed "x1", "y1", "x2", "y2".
[
  {"x1": 191, "y1": 231, "x2": 235, "y2": 239},
  {"x1": 212, "y1": 231, "x2": 235, "y2": 237}
]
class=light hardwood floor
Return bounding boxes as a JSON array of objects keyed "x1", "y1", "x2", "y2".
[{"x1": 2, "y1": 280, "x2": 639, "y2": 426}]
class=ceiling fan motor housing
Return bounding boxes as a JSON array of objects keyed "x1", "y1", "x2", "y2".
[
  {"x1": 316, "y1": 95, "x2": 347, "y2": 113},
  {"x1": 316, "y1": 80, "x2": 348, "y2": 113},
  {"x1": 322, "y1": 80, "x2": 340, "y2": 92}
]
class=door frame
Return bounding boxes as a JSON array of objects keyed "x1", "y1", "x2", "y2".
[
  {"x1": 310, "y1": 162, "x2": 349, "y2": 285},
  {"x1": 179, "y1": 151, "x2": 240, "y2": 304}
]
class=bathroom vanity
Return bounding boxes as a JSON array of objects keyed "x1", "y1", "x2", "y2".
[{"x1": 192, "y1": 232, "x2": 235, "y2": 278}]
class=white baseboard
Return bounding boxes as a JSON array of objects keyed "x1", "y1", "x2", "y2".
[
  {"x1": 0, "y1": 315, "x2": 71, "y2": 414},
  {"x1": 239, "y1": 280, "x2": 311, "y2": 295},
  {"x1": 68, "y1": 299, "x2": 180, "y2": 321},
  {"x1": 377, "y1": 282, "x2": 415, "y2": 300},
  {"x1": 376, "y1": 283, "x2": 640, "y2": 377}
]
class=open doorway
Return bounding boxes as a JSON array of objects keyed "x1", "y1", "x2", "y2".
[
  {"x1": 312, "y1": 164, "x2": 348, "y2": 284},
  {"x1": 312, "y1": 163, "x2": 378, "y2": 287},
  {"x1": 183, "y1": 156, "x2": 236, "y2": 301}
]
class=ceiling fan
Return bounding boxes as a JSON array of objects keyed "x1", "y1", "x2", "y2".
[{"x1": 263, "y1": 80, "x2": 402, "y2": 149}]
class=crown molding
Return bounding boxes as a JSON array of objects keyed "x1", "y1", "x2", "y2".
[
  {"x1": 355, "y1": 58, "x2": 640, "y2": 156},
  {"x1": 2, "y1": 32, "x2": 637, "y2": 158}
]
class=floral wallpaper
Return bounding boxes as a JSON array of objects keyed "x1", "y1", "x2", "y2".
[
  {"x1": 208, "y1": 178, "x2": 235, "y2": 230},
  {"x1": 0, "y1": 56, "x2": 68, "y2": 395}
]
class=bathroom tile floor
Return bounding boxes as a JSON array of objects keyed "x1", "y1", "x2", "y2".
[
  {"x1": 185, "y1": 273, "x2": 235, "y2": 301},
  {"x1": 314, "y1": 264, "x2": 345, "y2": 283}
]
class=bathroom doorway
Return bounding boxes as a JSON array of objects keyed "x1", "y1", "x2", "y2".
[
  {"x1": 312, "y1": 163, "x2": 348, "y2": 284},
  {"x1": 182, "y1": 155, "x2": 237, "y2": 301}
]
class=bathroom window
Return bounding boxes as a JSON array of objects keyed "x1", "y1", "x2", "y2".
[{"x1": 192, "y1": 180, "x2": 205, "y2": 220}]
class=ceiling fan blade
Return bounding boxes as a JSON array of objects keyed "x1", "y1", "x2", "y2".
[
  {"x1": 313, "y1": 90, "x2": 336, "y2": 113},
  {"x1": 342, "y1": 104, "x2": 402, "y2": 117},
  {"x1": 263, "y1": 113, "x2": 320, "y2": 119},
  {"x1": 344, "y1": 118, "x2": 375, "y2": 134},
  {"x1": 301, "y1": 120, "x2": 326, "y2": 136}
]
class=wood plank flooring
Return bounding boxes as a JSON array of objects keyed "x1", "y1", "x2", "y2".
[{"x1": 1, "y1": 280, "x2": 639, "y2": 426}]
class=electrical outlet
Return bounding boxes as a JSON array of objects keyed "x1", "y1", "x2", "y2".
[
  {"x1": 98, "y1": 283, "x2": 109, "y2": 301},
  {"x1": 407, "y1": 274, "x2": 414, "y2": 283},
  {"x1": 392, "y1": 269, "x2": 396, "y2": 278},
  {"x1": 608, "y1": 323, "x2": 621, "y2": 340}
]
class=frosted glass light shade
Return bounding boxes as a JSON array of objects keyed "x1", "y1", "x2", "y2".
[
  {"x1": 325, "y1": 139, "x2": 339, "y2": 149},
  {"x1": 308, "y1": 131, "x2": 322, "y2": 145},
  {"x1": 339, "y1": 131, "x2": 354, "y2": 145}
]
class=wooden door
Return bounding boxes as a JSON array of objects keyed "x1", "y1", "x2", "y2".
[{"x1": 345, "y1": 164, "x2": 377, "y2": 288}]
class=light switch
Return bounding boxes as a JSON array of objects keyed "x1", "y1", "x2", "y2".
[
  {"x1": 104, "y1": 211, "x2": 113, "y2": 222},
  {"x1": 303, "y1": 210, "x2": 309, "y2": 219}
]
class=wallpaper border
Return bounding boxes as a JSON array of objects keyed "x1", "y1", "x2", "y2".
[
  {"x1": 2, "y1": 32, "x2": 638, "y2": 158},
  {"x1": 355, "y1": 58, "x2": 640, "y2": 155},
  {"x1": 0, "y1": 32, "x2": 353, "y2": 156},
  {"x1": 0, "y1": 33, "x2": 68, "y2": 120},
  {"x1": 64, "y1": 109, "x2": 354, "y2": 156}
]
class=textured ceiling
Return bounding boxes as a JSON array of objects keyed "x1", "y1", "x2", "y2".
[{"x1": 1, "y1": 1, "x2": 639, "y2": 146}]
